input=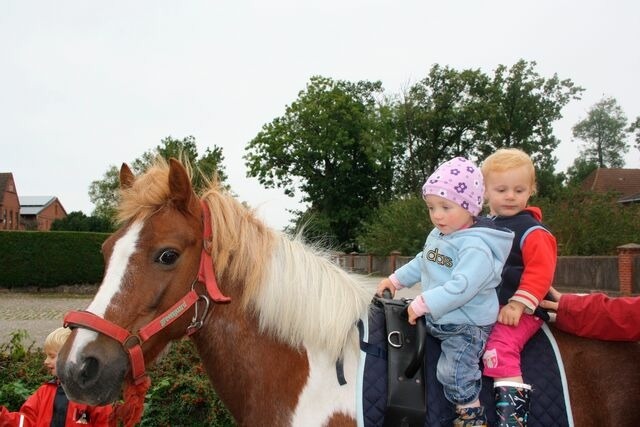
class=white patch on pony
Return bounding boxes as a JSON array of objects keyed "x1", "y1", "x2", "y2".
[
  {"x1": 67, "y1": 222, "x2": 142, "y2": 364},
  {"x1": 249, "y1": 235, "x2": 370, "y2": 424},
  {"x1": 291, "y1": 344, "x2": 358, "y2": 426}
]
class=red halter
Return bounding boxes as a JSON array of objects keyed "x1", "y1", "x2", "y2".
[{"x1": 63, "y1": 200, "x2": 230, "y2": 384}]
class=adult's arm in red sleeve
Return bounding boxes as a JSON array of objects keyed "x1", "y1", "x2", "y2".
[{"x1": 555, "y1": 293, "x2": 640, "y2": 341}]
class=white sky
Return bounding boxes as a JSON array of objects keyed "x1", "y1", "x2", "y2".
[{"x1": 2, "y1": 1, "x2": 639, "y2": 230}]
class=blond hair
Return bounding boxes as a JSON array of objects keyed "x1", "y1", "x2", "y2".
[
  {"x1": 481, "y1": 148, "x2": 537, "y2": 194},
  {"x1": 44, "y1": 327, "x2": 71, "y2": 353}
]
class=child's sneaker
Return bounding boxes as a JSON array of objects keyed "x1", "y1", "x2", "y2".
[{"x1": 453, "y1": 406, "x2": 488, "y2": 427}]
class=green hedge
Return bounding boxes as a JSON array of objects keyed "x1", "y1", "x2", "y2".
[{"x1": 0, "y1": 231, "x2": 108, "y2": 289}]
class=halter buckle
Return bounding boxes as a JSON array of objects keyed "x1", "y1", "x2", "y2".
[
  {"x1": 187, "y1": 294, "x2": 211, "y2": 335},
  {"x1": 123, "y1": 334, "x2": 143, "y2": 350}
]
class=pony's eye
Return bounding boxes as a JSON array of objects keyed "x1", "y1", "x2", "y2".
[{"x1": 156, "y1": 249, "x2": 179, "y2": 265}]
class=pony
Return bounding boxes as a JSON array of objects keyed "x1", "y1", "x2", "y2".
[{"x1": 57, "y1": 158, "x2": 640, "y2": 426}]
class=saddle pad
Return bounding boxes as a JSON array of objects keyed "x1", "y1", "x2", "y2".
[
  {"x1": 357, "y1": 304, "x2": 389, "y2": 426},
  {"x1": 358, "y1": 305, "x2": 573, "y2": 427}
]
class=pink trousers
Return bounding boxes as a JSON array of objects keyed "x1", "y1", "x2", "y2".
[{"x1": 482, "y1": 312, "x2": 543, "y2": 378}]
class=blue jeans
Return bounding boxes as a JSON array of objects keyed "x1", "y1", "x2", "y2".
[{"x1": 424, "y1": 316, "x2": 493, "y2": 406}]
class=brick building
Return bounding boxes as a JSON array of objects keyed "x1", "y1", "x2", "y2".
[
  {"x1": 0, "y1": 173, "x2": 68, "y2": 231},
  {"x1": 20, "y1": 196, "x2": 68, "y2": 231},
  {"x1": 0, "y1": 173, "x2": 21, "y2": 230}
]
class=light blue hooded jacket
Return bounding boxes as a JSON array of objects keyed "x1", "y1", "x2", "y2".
[{"x1": 394, "y1": 217, "x2": 514, "y2": 326}]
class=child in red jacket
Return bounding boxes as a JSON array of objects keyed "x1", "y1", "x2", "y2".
[
  {"x1": 480, "y1": 148, "x2": 557, "y2": 426},
  {"x1": 0, "y1": 327, "x2": 112, "y2": 427}
]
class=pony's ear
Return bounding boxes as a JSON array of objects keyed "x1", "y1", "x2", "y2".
[
  {"x1": 168, "y1": 158, "x2": 197, "y2": 213},
  {"x1": 120, "y1": 163, "x2": 135, "y2": 189}
]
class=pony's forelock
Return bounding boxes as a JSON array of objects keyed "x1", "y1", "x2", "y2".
[
  {"x1": 118, "y1": 158, "x2": 172, "y2": 223},
  {"x1": 117, "y1": 156, "x2": 198, "y2": 224}
]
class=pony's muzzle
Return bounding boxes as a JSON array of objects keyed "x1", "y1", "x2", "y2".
[
  {"x1": 57, "y1": 336, "x2": 129, "y2": 406},
  {"x1": 76, "y1": 355, "x2": 100, "y2": 388}
]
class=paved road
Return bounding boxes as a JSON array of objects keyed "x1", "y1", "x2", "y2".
[
  {"x1": 0, "y1": 293, "x2": 93, "y2": 347},
  {"x1": 0, "y1": 275, "x2": 419, "y2": 347}
]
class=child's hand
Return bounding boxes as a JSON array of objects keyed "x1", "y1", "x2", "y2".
[
  {"x1": 407, "y1": 305, "x2": 419, "y2": 325},
  {"x1": 498, "y1": 301, "x2": 525, "y2": 326},
  {"x1": 376, "y1": 278, "x2": 396, "y2": 298}
]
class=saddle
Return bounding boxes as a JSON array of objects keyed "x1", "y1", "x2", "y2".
[
  {"x1": 362, "y1": 293, "x2": 427, "y2": 427},
  {"x1": 357, "y1": 294, "x2": 572, "y2": 427}
]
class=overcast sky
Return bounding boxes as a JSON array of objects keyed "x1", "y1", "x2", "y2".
[{"x1": 2, "y1": 1, "x2": 639, "y2": 230}]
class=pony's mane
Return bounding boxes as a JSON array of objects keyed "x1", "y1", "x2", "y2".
[
  {"x1": 118, "y1": 157, "x2": 371, "y2": 360},
  {"x1": 201, "y1": 182, "x2": 371, "y2": 360},
  {"x1": 255, "y1": 237, "x2": 372, "y2": 360}
]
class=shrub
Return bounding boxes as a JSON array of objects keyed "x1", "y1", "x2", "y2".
[
  {"x1": 357, "y1": 196, "x2": 431, "y2": 255},
  {"x1": 536, "y1": 189, "x2": 640, "y2": 255},
  {"x1": 0, "y1": 330, "x2": 46, "y2": 410},
  {"x1": 359, "y1": 189, "x2": 640, "y2": 256},
  {"x1": 143, "y1": 339, "x2": 235, "y2": 426}
]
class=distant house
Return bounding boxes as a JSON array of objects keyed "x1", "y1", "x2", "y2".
[
  {"x1": 581, "y1": 168, "x2": 640, "y2": 205},
  {"x1": 20, "y1": 196, "x2": 68, "y2": 231},
  {"x1": 0, "y1": 173, "x2": 21, "y2": 230}
]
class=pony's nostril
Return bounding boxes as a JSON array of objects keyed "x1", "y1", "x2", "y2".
[{"x1": 77, "y1": 356, "x2": 100, "y2": 388}]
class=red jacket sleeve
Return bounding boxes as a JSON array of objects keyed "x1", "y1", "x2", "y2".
[
  {"x1": 555, "y1": 293, "x2": 640, "y2": 341},
  {"x1": 511, "y1": 228, "x2": 557, "y2": 312},
  {"x1": 0, "y1": 384, "x2": 52, "y2": 427},
  {"x1": 0, "y1": 406, "x2": 25, "y2": 427}
]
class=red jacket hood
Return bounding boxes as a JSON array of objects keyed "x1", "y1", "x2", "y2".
[{"x1": 524, "y1": 206, "x2": 542, "y2": 221}]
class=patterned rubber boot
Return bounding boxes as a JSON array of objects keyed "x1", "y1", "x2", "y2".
[
  {"x1": 494, "y1": 381, "x2": 531, "y2": 427},
  {"x1": 452, "y1": 406, "x2": 488, "y2": 427}
]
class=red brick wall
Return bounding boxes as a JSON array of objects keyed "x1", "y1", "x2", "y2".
[
  {"x1": 617, "y1": 244, "x2": 640, "y2": 295},
  {"x1": 1, "y1": 176, "x2": 20, "y2": 230},
  {"x1": 36, "y1": 200, "x2": 67, "y2": 231}
]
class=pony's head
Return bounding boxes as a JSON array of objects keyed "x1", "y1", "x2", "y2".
[
  {"x1": 57, "y1": 158, "x2": 209, "y2": 404},
  {"x1": 56, "y1": 157, "x2": 371, "y2": 421}
]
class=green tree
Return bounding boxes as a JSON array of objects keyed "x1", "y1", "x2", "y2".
[
  {"x1": 393, "y1": 65, "x2": 490, "y2": 195},
  {"x1": 89, "y1": 136, "x2": 227, "y2": 225},
  {"x1": 88, "y1": 167, "x2": 120, "y2": 221},
  {"x1": 357, "y1": 196, "x2": 431, "y2": 255},
  {"x1": 244, "y1": 76, "x2": 395, "y2": 250},
  {"x1": 481, "y1": 60, "x2": 583, "y2": 180},
  {"x1": 564, "y1": 157, "x2": 599, "y2": 187},
  {"x1": 534, "y1": 168, "x2": 566, "y2": 201},
  {"x1": 627, "y1": 116, "x2": 640, "y2": 154},
  {"x1": 538, "y1": 188, "x2": 640, "y2": 255},
  {"x1": 51, "y1": 211, "x2": 114, "y2": 232},
  {"x1": 132, "y1": 135, "x2": 228, "y2": 191},
  {"x1": 572, "y1": 97, "x2": 629, "y2": 168},
  {"x1": 391, "y1": 60, "x2": 581, "y2": 199}
]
